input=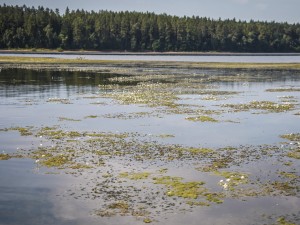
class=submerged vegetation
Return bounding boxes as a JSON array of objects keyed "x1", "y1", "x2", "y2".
[
  {"x1": 0, "y1": 66, "x2": 300, "y2": 224},
  {"x1": 222, "y1": 101, "x2": 296, "y2": 113},
  {"x1": 0, "y1": 153, "x2": 12, "y2": 160},
  {"x1": 185, "y1": 115, "x2": 218, "y2": 122}
]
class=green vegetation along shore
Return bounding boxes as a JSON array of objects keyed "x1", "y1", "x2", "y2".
[{"x1": 1, "y1": 56, "x2": 300, "y2": 70}]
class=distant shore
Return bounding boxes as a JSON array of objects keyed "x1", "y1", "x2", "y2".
[
  {"x1": 1, "y1": 49, "x2": 300, "y2": 57},
  {"x1": 1, "y1": 55, "x2": 300, "y2": 71}
]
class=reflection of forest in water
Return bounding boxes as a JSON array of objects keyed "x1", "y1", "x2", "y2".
[
  {"x1": 1, "y1": 68, "x2": 300, "y2": 98},
  {"x1": 0, "y1": 69, "x2": 116, "y2": 98}
]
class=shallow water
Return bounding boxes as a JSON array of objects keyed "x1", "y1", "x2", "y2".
[
  {"x1": 0, "y1": 67, "x2": 299, "y2": 225},
  {"x1": 1, "y1": 53, "x2": 300, "y2": 63}
]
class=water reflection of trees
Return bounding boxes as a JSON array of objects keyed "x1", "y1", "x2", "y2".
[
  {"x1": 1, "y1": 68, "x2": 300, "y2": 98},
  {"x1": 0, "y1": 69, "x2": 118, "y2": 98}
]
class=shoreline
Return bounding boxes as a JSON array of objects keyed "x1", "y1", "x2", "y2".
[
  {"x1": 1, "y1": 56, "x2": 300, "y2": 71},
  {"x1": 1, "y1": 49, "x2": 300, "y2": 57}
]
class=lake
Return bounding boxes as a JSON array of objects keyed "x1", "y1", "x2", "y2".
[
  {"x1": 1, "y1": 52, "x2": 300, "y2": 63},
  {"x1": 0, "y1": 63, "x2": 299, "y2": 225}
]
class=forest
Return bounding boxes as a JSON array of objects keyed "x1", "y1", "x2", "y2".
[{"x1": 0, "y1": 4, "x2": 300, "y2": 52}]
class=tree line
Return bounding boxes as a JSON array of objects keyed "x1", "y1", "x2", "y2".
[{"x1": 1, "y1": 4, "x2": 300, "y2": 52}]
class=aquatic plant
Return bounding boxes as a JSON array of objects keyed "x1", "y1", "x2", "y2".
[
  {"x1": 185, "y1": 115, "x2": 218, "y2": 122},
  {"x1": 280, "y1": 133, "x2": 300, "y2": 141},
  {"x1": 0, "y1": 126, "x2": 33, "y2": 136},
  {"x1": 266, "y1": 88, "x2": 300, "y2": 92},
  {"x1": 275, "y1": 217, "x2": 297, "y2": 225},
  {"x1": 222, "y1": 101, "x2": 295, "y2": 113},
  {"x1": 119, "y1": 172, "x2": 151, "y2": 180},
  {"x1": 215, "y1": 171, "x2": 249, "y2": 190},
  {"x1": 47, "y1": 98, "x2": 71, "y2": 104},
  {"x1": 58, "y1": 117, "x2": 81, "y2": 122},
  {"x1": 286, "y1": 150, "x2": 300, "y2": 160},
  {"x1": 40, "y1": 154, "x2": 71, "y2": 168},
  {"x1": 153, "y1": 176, "x2": 206, "y2": 199},
  {"x1": 0, "y1": 153, "x2": 11, "y2": 160}
]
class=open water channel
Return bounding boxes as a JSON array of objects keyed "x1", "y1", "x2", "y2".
[{"x1": 0, "y1": 59, "x2": 299, "y2": 225}]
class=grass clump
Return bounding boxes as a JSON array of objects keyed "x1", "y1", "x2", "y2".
[
  {"x1": 158, "y1": 134, "x2": 175, "y2": 138},
  {"x1": 204, "y1": 193, "x2": 224, "y2": 204},
  {"x1": 84, "y1": 115, "x2": 98, "y2": 119},
  {"x1": 223, "y1": 101, "x2": 295, "y2": 113},
  {"x1": 37, "y1": 127, "x2": 81, "y2": 139},
  {"x1": 40, "y1": 154, "x2": 71, "y2": 168},
  {"x1": 119, "y1": 172, "x2": 151, "y2": 180},
  {"x1": 276, "y1": 217, "x2": 297, "y2": 225},
  {"x1": 143, "y1": 218, "x2": 152, "y2": 223},
  {"x1": 266, "y1": 88, "x2": 300, "y2": 92},
  {"x1": 69, "y1": 163, "x2": 93, "y2": 169},
  {"x1": 104, "y1": 83, "x2": 179, "y2": 108},
  {"x1": 278, "y1": 171, "x2": 299, "y2": 180},
  {"x1": 0, "y1": 153, "x2": 12, "y2": 160},
  {"x1": 280, "y1": 133, "x2": 300, "y2": 141},
  {"x1": 183, "y1": 147, "x2": 215, "y2": 155},
  {"x1": 153, "y1": 176, "x2": 205, "y2": 199},
  {"x1": 214, "y1": 171, "x2": 249, "y2": 190},
  {"x1": 58, "y1": 117, "x2": 81, "y2": 122},
  {"x1": 1, "y1": 127, "x2": 33, "y2": 136},
  {"x1": 185, "y1": 115, "x2": 218, "y2": 122},
  {"x1": 108, "y1": 202, "x2": 130, "y2": 214},
  {"x1": 286, "y1": 150, "x2": 300, "y2": 160},
  {"x1": 186, "y1": 201, "x2": 210, "y2": 207}
]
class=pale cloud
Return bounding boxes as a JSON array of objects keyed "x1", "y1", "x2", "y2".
[
  {"x1": 256, "y1": 3, "x2": 268, "y2": 10},
  {"x1": 231, "y1": 0, "x2": 249, "y2": 4}
]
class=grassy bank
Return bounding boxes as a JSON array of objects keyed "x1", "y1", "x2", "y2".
[{"x1": 0, "y1": 56, "x2": 300, "y2": 70}]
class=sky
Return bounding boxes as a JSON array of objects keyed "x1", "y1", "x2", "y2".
[{"x1": 1, "y1": 0, "x2": 299, "y2": 24}]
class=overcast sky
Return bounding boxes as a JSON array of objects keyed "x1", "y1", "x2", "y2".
[{"x1": 1, "y1": 0, "x2": 299, "y2": 23}]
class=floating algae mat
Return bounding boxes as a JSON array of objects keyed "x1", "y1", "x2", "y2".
[{"x1": 0, "y1": 66, "x2": 300, "y2": 225}]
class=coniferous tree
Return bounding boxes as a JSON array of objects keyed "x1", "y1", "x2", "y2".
[{"x1": 0, "y1": 4, "x2": 299, "y2": 52}]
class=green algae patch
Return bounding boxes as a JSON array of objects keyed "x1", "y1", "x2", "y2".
[
  {"x1": 108, "y1": 202, "x2": 130, "y2": 213},
  {"x1": 214, "y1": 171, "x2": 248, "y2": 180},
  {"x1": 143, "y1": 218, "x2": 152, "y2": 223},
  {"x1": 266, "y1": 88, "x2": 300, "y2": 92},
  {"x1": 223, "y1": 101, "x2": 295, "y2": 113},
  {"x1": 186, "y1": 201, "x2": 210, "y2": 207},
  {"x1": 37, "y1": 127, "x2": 81, "y2": 139},
  {"x1": 153, "y1": 176, "x2": 206, "y2": 199},
  {"x1": 59, "y1": 117, "x2": 81, "y2": 122},
  {"x1": 0, "y1": 126, "x2": 33, "y2": 136},
  {"x1": 158, "y1": 134, "x2": 175, "y2": 138},
  {"x1": 286, "y1": 150, "x2": 300, "y2": 160},
  {"x1": 185, "y1": 115, "x2": 218, "y2": 122},
  {"x1": 204, "y1": 192, "x2": 224, "y2": 204},
  {"x1": 119, "y1": 172, "x2": 151, "y2": 180},
  {"x1": 47, "y1": 98, "x2": 71, "y2": 104},
  {"x1": 280, "y1": 133, "x2": 300, "y2": 141},
  {"x1": 183, "y1": 147, "x2": 215, "y2": 155},
  {"x1": 105, "y1": 83, "x2": 179, "y2": 108},
  {"x1": 278, "y1": 171, "x2": 299, "y2": 180},
  {"x1": 40, "y1": 154, "x2": 72, "y2": 168},
  {"x1": 0, "y1": 153, "x2": 12, "y2": 160},
  {"x1": 84, "y1": 115, "x2": 98, "y2": 119},
  {"x1": 214, "y1": 171, "x2": 249, "y2": 191},
  {"x1": 275, "y1": 217, "x2": 297, "y2": 225},
  {"x1": 96, "y1": 202, "x2": 130, "y2": 217},
  {"x1": 69, "y1": 163, "x2": 93, "y2": 169},
  {"x1": 271, "y1": 181, "x2": 298, "y2": 194}
]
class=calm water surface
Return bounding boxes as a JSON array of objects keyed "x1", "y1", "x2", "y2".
[
  {"x1": 2, "y1": 53, "x2": 300, "y2": 62},
  {"x1": 0, "y1": 67, "x2": 299, "y2": 225}
]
